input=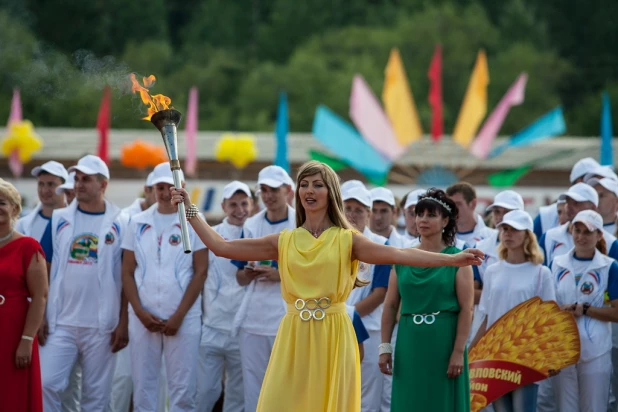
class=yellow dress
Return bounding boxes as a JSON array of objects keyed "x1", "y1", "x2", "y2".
[{"x1": 256, "y1": 227, "x2": 361, "y2": 412}]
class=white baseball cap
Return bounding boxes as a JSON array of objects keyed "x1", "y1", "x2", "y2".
[
  {"x1": 340, "y1": 180, "x2": 366, "y2": 193},
  {"x1": 55, "y1": 171, "x2": 75, "y2": 194},
  {"x1": 222, "y1": 181, "x2": 252, "y2": 201},
  {"x1": 487, "y1": 190, "x2": 525, "y2": 211},
  {"x1": 257, "y1": 165, "x2": 292, "y2": 188},
  {"x1": 558, "y1": 183, "x2": 599, "y2": 207},
  {"x1": 370, "y1": 187, "x2": 395, "y2": 207},
  {"x1": 404, "y1": 189, "x2": 426, "y2": 210},
  {"x1": 342, "y1": 186, "x2": 372, "y2": 208},
  {"x1": 587, "y1": 177, "x2": 618, "y2": 197},
  {"x1": 497, "y1": 210, "x2": 533, "y2": 231},
  {"x1": 572, "y1": 209, "x2": 604, "y2": 232},
  {"x1": 149, "y1": 162, "x2": 184, "y2": 186},
  {"x1": 583, "y1": 165, "x2": 618, "y2": 182},
  {"x1": 31, "y1": 161, "x2": 69, "y2": 182},
  {"x1": 68, "y1": 155, "x2": 110, "y2": 179},
  {"x1": 570, "y1": 157, "x2": 600, "y2": 183},
  {"x1": 146, "y1": 171, "x2": 156, "y2": 187}
]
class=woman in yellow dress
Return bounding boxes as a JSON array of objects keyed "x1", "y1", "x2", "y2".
[{"x1": 171, "y1": 161, "x2": 483, "y2": 412}]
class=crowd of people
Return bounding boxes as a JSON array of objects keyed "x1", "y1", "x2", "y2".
[{"x1": 0, "y1": 153, "x2": 617, "y2": 412}]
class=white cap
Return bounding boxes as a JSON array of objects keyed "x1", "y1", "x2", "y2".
[
  {"x1": 587, "y1": 177, "x2": 618, "y2": 197},
  {"x1": 583, "y1": 165, "x2": 618, "y2": 182},
  {"x1": 257, "y1": 165, "x2": 292, "y2": 188},
  {"x1": 558, "y1": 183, "x2": 599, "y2": 207},
  {"x1": 31, "y1": 161, "x2": 69, "y2": 182},
  {"x1": 487, "y1": 190, "x2": 525, "y2": 211},
  {"x1": 340, "y1": 180, "x2": 366, "y2": 193},
  {"x1": 572, "y1": 209, "x2": 604, "y2": 232},
  {"x1": 222, "y1": 181, "x2": 252, "y2": 200},
  {"x1": 404, "y1": 189, "x2": 426, "y2": 210},
  {"x1": 570, "y1": 157, "x2": 600, "y2": 183},
  {"x1": 149, "y1": 162, "x2": 184, "y2": 186},
  {"x1": 342, "y1": 185, "x2": 372, "y2": 208},
  {"x1": 55, "y1": 171, "x2": 75, "y2": 194},
  {"x1": 68, "y1": 155, "x2": 110, "y2": 179},
  {"x1": 497, "y1": 210, "x2": 534, "y2": 231},
  {"x1": 146, "y1": 171, "x2": 156, "y2": 187},
  {"x1": 370, "y1": 187, "x2": 395, "y2": 207}
]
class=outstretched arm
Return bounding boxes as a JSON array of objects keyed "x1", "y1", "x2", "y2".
[
  {"x1": 351, "y1": 234, "x2": 483, "y2": 267},
  {"x1": 172, "y1": 187, "x2": 279, "y2": 261}
]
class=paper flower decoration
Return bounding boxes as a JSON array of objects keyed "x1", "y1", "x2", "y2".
[
  {"x1": 215, "y1": 133, "x2": 257, "y2": 169},
  {"x1": 1, "y1": 120, "x2": 43, "y2": 162},
  {"x1": 120, "y1": 140, "x2": 167, "y2": 170}
]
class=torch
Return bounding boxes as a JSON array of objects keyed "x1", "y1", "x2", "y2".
[{"x1": 150, "y1": 109, "x2": 192, "y2": 253}]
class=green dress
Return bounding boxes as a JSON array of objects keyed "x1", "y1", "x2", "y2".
[{"x1": 392, "y1": 246, "x2": 470, "y2": 412}]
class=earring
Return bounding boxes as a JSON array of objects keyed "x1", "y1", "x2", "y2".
[{"x1": 442, "y1": 228, "x2": 445, "y2": 233}]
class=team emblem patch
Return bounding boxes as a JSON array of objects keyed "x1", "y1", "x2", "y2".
[
  {"x1": 580, "y1": 281, "x2": 594, "y2": 295},
  {"x1": 169, "y1": 234, "x2": 181, "y2": 246},
  {"x1": 105, "y1": 232, "x2": 115, "y2": 245}
]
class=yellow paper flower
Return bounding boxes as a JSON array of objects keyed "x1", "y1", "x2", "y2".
[
  {"x1": 215, "y1": 133, "x2": 258, "y2": 169},
  {"x1": 1, "y1": 120, "x2": 44, "y2": 162}
]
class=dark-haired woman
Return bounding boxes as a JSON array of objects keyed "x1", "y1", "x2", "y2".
[
  {"x1": 379, "y1": 189, "x2": 475, "y2": 412},
  {"x1": 551, "y1": 210, "x2": 618, "y2": 412}
]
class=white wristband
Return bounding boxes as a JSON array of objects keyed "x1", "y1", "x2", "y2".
[
  {"x1": 378, "y1": 343, "x2": 393, "y2": 355},
  {"x1": 21, "y1": 335, "x2": 34, "y2": 341}
]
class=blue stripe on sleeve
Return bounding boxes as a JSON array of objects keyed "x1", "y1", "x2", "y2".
[
  {"x1": 40, "y1": 221, "x2": 53, "y2": 263},
  {"x1": 371, "y1": 264, "x2": 391, "y2": 290},
  {"x1": 608, "y1": 261, "x2": 618, "y2": 301},
  {"x1": 352, "y1": 311, "x2": 369, "y2": 344}
]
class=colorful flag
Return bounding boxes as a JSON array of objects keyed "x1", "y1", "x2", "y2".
[
  {"x1": 275, "y1": 91, "x2": 290, "y2": 173},
  {"x1": 470, "y1": 73, "x2": 527, "y2": 159},
  {"x1": 601, "y1": 91, "x2": 613, "y2": 166},
  {"x1": 7, "y1": 88, "x2": 23, "y2": 177},
  {"x1": 382, "y1": 48, "x2": 422, "y2": 146},
  {"x1": 453, "y1": 50, "x2": 489, "y2": 147},
  {"x1": 185, "y1": 87, "x2": 198, "y2": 176},
  {"x1": 96, "y1": 86, "x2": 111, "y2": 164},
  {"x1": 489, "y1": 106, "x2": 566, "y2": 158},
  {"x1": 428, "y1": 45, "x2": 443, "y2": 141},
  {"x1": 312, "y1": 105, "x2": 391, "y2": 177},
  {"x1": 488, "y1": 149, "x2": 574, "y2": 187},
  {"x1": 349, "y1": 75, "x2": 404, "y2": 160}
]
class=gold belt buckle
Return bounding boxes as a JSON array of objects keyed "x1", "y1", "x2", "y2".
[{"x1": 295, "y1": 297, "x2": 331, "y2": 321}]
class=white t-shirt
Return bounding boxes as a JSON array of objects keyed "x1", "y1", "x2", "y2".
[
  {"x1": 122, "y1": 198, "x2": 144, "y2": 218},
  {"x1": 30, "y1": 212, "x2": 51, "y2": 242},
  {"x1": 604, "y1": 222, "x2": 616, "y2": 237},
  {"x1": 479, "y1": 260, "x2": 555, "y2": 328},
  {"x1": 456, "y1": 215, "x2": 497, "y2": 248},
  {"x1": 57, "y1": 210, "x2": 106, "y2": 328}
]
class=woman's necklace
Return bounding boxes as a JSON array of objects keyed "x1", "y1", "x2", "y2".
[
  {"x1": 0, "y1": 229, "x2": 14, "y2": 244},
  {"x1": 301, "y1": 225, "x2": 332, "y2": 239}
]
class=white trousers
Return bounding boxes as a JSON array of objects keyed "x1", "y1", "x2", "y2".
[
  {"x1": 551, "y1": 351, "x2": 612, "y2": 412},
  {"x1": 107, "y1": 348, "x2": 132, "y2": 412},
  {"x1": 129, "y1": 313, "x2": 201, "y2": 412},
  {"x1": 380, "y1": 324, "x2": 396, "y2": 412},
  {"x1": 535, "y1": 379, "x2": 557, "y2": 412},
  {"x1": 468, "y1": 305, "x2": 484, "y2": 345},
  {"x1": 361, "y1": 330, "x2": 383, "y2": 412},
  {"x1": 40, "y1": 325, "x2": 115, "y2": 412},
  {"x1": 60, "y1": 362, "x2": 82, "y2": 412},
  {"x1": 197, "y1": 325, "x2": 244, "y2": 412},
  {"x1": 239, "y1": 330, "x2": 276, "y2": 412}
]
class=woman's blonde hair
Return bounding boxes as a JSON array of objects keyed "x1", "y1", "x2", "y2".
[
  {"x1": 0, "y1": 178, "x2": 22, "y2": 224},
  {"x1": 295, "y1": 161, "x2": 368, "y2": 287},
  {"x1": 497, "y1": 229, "x2": 544, "y2": 265}
]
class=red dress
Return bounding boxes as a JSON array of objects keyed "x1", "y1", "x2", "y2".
[{"x1": 0, "y1": 236, "x2": 44, "y2": 412}]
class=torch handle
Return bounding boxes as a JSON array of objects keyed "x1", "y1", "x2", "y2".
[{"x1": 172, "y1": 168, "x2": 192, "y2": 254}]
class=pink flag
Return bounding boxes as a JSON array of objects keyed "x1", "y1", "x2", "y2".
[
  {"x1": 7, "y1": 88, "x2": 23, "y2": 177},
  {"x1": 185, "y1": 87, "x2": 198, "y2": 177},
  {"x1": 470, "y1": 73, "x2": 528, "y2": 159},
  {"x1": 350, "y1": 75, "x2": 404, "y2": 161}
]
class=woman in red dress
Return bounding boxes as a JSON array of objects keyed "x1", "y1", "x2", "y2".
[{"x1": 0, "y1": 179, "x2": 48, "y2": 412}]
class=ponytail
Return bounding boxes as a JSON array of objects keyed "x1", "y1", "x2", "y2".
[{"x1": 596, "y1": 235, "x2": 607, "y2": 255}]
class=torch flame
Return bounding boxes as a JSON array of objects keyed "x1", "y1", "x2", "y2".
[{"x1": 129, "y1": 73, "x2": 172, "y2": 121}]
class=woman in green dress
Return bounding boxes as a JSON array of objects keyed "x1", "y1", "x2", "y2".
[{"x1": 379, "y1": 188, "x2": 475, "y2": 412}]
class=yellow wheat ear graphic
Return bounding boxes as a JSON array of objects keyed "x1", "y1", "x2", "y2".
[{"x1": 470, "y1": 297, "x2": 580, "y2": 374}]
